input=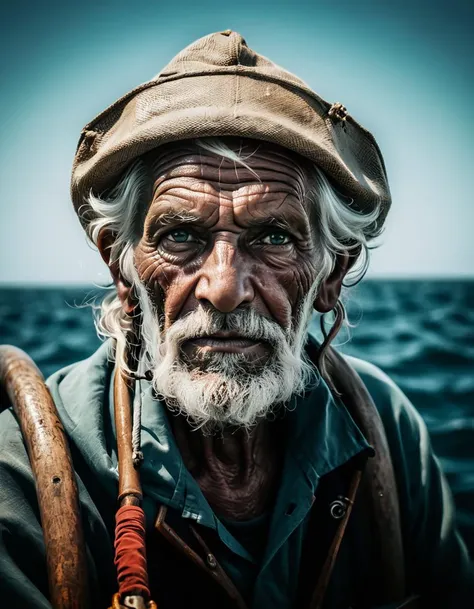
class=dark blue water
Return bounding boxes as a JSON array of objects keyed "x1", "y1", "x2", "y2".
[{"x1": 1, "y1": 281, "x2": 473, "y2": 554}]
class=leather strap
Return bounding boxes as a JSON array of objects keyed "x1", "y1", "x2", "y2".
[
  {"x1": 309, "y1": 464, "x2": 366, "y2": 609},
  {"x1": 323, "y1": 346, "x2": 406, "y2": 602},
  {"x1": 154, "y1": 505, "x2": 248, "y2": 609}
]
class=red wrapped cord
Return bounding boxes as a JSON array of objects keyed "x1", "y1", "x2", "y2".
[{"x1": 114, "y1": 505, "x2": 150, "y2": 599}]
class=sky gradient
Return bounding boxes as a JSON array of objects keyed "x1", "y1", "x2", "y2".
[{"x1": 1, "y1": 0, "x2": 473, "y2": 284}]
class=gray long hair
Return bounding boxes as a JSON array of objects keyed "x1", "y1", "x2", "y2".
[{"x1": 83, "y1": 138, "x2": 383, "y2": 373}]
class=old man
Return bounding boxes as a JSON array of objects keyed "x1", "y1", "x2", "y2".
[{"x1": 0, "y1": 31, "x2": 472, "y2": 609}]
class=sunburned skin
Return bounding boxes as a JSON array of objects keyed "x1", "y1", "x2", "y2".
[{"x1": 102, "y1": 140, "x2": 352, "y2": 520}]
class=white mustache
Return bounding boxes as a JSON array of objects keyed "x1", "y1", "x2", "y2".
[{"x1": 159, "y1": 306, "x2": 289, "y2": 355}]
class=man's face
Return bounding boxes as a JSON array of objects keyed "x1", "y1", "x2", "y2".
[
  {"x1": 135, "y1": 142, "x2": 319, "y2": 347},
  {"x1": 119, "y1": 141, "x2": 341, "y2": 428}
]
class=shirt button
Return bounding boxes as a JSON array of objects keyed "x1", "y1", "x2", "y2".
[
  {"x1": 329, "y1": 498, "x2": 347, "y2": 520},
  {"x1": 206, "y1": 553, "x2": 217, "y2": 569}
]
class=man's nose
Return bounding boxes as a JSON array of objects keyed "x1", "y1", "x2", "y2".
[{"x1": 194, "y1": 241, "x2": 254, "y2": 313}]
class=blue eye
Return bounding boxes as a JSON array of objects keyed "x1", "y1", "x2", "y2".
[
  {"x1": 169, "y1": 229, "x2": 193, "y2": 243},
  {"x1": 261, "y1": 232, "x2": 291, "y2": 245}
]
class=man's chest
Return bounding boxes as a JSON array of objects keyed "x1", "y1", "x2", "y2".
[{"x1": 141, "y1": 461, "x2": 359, "y2": 609}]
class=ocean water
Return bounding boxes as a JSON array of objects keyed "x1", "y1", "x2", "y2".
[{"x1": 0, "y1": 280, "x2": 473, "y2": 555}]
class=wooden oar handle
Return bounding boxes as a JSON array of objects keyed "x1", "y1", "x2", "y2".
[
  {"x1": 0, "y1": 345, "x2": 89, "y2": 609},
  {"x1": 113, "y1": 369, "x2": 143, "y2": 505}
]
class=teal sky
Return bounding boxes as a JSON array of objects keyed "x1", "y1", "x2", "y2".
[{"x1": 0, "y1": 0, "x2": 472, "y2": 284}]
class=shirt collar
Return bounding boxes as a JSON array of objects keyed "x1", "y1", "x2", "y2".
[
  {"x1": 135, "y1": 337, "x2": 372, "y2": 520},
  {"x1": 284, "y1": 364, "x2": 372, "y2": 489}
]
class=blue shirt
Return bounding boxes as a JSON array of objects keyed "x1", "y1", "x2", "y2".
[{"x1": 0, "y1": 338, "x2": 472, "y2": 608}]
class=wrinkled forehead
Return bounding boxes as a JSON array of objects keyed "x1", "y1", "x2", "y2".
[{"x1": 143, "y1": 137, "x2": 313, "y2": 194}]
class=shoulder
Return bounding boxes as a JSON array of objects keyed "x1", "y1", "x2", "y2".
[
  {"x1": 46, "y1": 340, "x2": 112, "y2": 408},
  {"x1": 342, "y1": 358, "x2": 474, "y2": 599},
  {"x1": 342, "y1": 354, "x2": 442, "y2": 532},
  {"x1": 344, "y1": 354, "x2": 412, "y2": 413},
  {"x1": 343, "y1": 354, "x2": 428, "y2": 448},
  {"x1": 342, "y1": 354, "x2": 433, "y2": 508}
]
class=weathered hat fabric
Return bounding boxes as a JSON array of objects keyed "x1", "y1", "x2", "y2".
[{"x1": 72, "y1": 30, "x2": 390, "y2": 228}]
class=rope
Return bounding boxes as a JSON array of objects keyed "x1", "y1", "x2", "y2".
[
  {"x1": 131, "y1": 378, "x2": 143, "y2": 468},
  {"x1": 131, "y1": 356, "x2": 147, "y2": 468},
  {"x1": 114, "y1": 505, "x2": 150, "y2": 600},
  {"x1": 317, "y1": 300, "x2": 345, "y2": 396}
]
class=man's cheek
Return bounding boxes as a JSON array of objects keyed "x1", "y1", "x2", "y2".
[
  {"x1": 135, "y1": 248, "x2": 175, "y2": 285},
  {"x1": 284, "y1": 263, "x2": 319, "y2": 314},
  {"x1": 263, "y1": 268, "x2": 308, "y2": 326},
  {"x1": 161, "y1": 277, "x2": 201, "y2": 330}
]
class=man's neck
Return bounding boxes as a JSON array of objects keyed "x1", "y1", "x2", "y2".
[{"x1": 169, "y1": 413, "x2": 284, "y2": 521}]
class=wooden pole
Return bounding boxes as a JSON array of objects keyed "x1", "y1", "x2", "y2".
[{"x1": 0, "y1": 345, "x2": 89, "y2": 609}]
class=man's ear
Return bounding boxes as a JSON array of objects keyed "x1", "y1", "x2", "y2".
[
  {"x1": 97, "y1": 229, "x2": 136, "y2": 315},
  {"x1": 314, "y1": 249, "x2": 360, "y2": 313}
]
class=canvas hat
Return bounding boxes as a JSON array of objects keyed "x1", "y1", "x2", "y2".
[{"x1": 71, "y1": 30, "x2": 390, "y2": 229}]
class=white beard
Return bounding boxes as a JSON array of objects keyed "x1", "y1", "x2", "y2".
[{"x1": 133, "y1": 280, "x2": 318, "y2": 431}]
